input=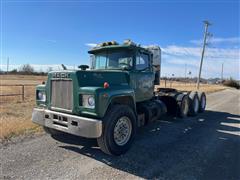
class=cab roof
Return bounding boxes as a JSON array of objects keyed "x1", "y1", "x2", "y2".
[{"x1": 88, "y1": 40, "x2": 150, "y2": 54}]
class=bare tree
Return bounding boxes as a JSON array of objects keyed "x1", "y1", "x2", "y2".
[{"x1": 19, "y1": 64, "x2": 35, "y2": 74}]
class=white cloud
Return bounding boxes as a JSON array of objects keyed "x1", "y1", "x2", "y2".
[
  {"x1": 85, "y1": 43, "x2": 97, "y2": 48},
  {"x1": 161, "y1": 45, "x2": 240, "y2": 79},
  {"x1": 190, "y1": 37, "x2": 240, "y2": 45},
  {"x1": 162, "y1": 45, "x2": 239, "y2": 60},
  {"x1": 162, "y1": 45, "x2": 201, "y2": 57}
]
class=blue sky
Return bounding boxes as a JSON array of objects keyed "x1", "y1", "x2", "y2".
[{"x1": 1, "y1": 0, "x2": 239, "y2": 79}]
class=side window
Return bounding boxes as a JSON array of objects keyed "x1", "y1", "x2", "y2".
[{"x1": 136, "y1": 53, "x2": 149, "y2": 71}]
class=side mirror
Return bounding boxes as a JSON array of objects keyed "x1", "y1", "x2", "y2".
[{"x1": 78, "y1": 65, "x2": 89, "y2": 70}]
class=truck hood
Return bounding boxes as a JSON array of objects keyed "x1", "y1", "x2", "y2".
[
  {"x1": 76, "y1": 70, "x2": 130, "y2": 87},
  {"x1": 49, "y1": 70, "x2": 130, "y2": 87}
]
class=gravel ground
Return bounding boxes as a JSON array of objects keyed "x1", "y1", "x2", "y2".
[{"x1": 1, "y1": 89, "x2": 240, "y2": 180}]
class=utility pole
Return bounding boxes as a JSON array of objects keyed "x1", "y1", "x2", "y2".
[
  {"x1": 196, "y1": 20, "x2": 211, "y2": 90},
  {"x1": 221, "y1": 63, "x2": 224, "y2": 83},
  {"x1": 7, "y1": 57, "x2": 9, "y2": 74},
  {"x1": 184, "y1": 64, "x2": 187, "y2": 85},
  {"x1": 185, "y1": 64, "x2": 187, "y2": 79}
]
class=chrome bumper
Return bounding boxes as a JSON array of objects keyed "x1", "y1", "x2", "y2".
[{"x1": 32, "y1": 108, "x2": 102, "y2": 138}]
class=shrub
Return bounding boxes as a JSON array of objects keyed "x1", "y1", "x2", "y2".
[
  {"x1": 9, "y1": 69, "x2": 18, "y2": 74},
  {"x1": 223, "y1": 78, "x2": 240, "y2": 89}
]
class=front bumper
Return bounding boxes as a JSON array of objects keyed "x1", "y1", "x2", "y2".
[{"x1": 32, "y1": 108, "x2": 102, "y2": 138}]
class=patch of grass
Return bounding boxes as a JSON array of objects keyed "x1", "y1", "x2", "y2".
[{"x1": 0, "y1": 100, "x2": 43, "y2": 141}]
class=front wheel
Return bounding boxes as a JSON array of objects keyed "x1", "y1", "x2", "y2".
[{"x1": 97, "y1": 105, "x2": 137, "y2": 155}]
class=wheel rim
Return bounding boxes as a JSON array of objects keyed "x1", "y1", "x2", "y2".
[
  {"x1": 182, "y1": 97, "x2": 189, "y2": 115},
  {"x1": 113, "y1": 116, "x2": 132, "y2": 146},
  {"x1": 201, "y1": 95, "x2": 206, "y2": 109},
  {"x1": 194, "y1": 97, "x2": 199, "y2": 113}
]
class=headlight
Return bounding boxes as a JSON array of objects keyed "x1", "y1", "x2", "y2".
[
  {"x1": 37, "y1": 91, "x2": 46, "y2": 102},
  {"x1": 82, "y1": 95, "x2": 95, "y2": 109},
  {"x1": 88, "y1": 96, "x2": 95, "y2": 106}
]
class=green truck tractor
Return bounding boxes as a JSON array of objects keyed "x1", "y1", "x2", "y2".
[{"x1": 32, "y1": 40, "x2": 206, "y2": 155}]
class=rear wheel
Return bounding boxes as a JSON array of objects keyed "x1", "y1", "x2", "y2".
[
  {"x1": 198, "y1": 92, "x2": 206, "y2": 113},
  {"x1": 97, "y1": 105, "x2": 137, "y2": 155},
  {"x1": 178, "y1": 95, "x2": 190, "y2": 118},
  {"x1": 188, "y1": 91, "x2": 200, "y2": 116}
]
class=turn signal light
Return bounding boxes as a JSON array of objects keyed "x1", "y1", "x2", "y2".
[{"x1": 104, "y1": 82, "x2": 109, "y2": 89}]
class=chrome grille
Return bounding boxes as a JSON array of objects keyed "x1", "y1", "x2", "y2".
[{"x1": 51, "y1": 80, "x2": 73, "y2": 111}]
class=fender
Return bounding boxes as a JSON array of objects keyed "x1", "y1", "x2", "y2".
[{"x1": 97, "y1": 87, "x2": 136, "y2": 118}]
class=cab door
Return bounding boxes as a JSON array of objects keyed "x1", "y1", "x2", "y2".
[{"x1": 129, "y1": 51, "x2": 155, "y2": 102}]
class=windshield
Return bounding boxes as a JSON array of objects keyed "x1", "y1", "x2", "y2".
[{"x1": 93, "y1": 50, "x2": 133, "y2": 70}]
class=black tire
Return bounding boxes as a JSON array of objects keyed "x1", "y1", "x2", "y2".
[
  {"x1": 177, "y1": 95, "x2": 190, "y2": 118},
  {"x1": 188, "y1": 91, "x2": 200, "y2": 116},
  {"x1": 97, "y1": 105, "x2": 137, "y2": 156},
  {"x1": 137, "y1": 103, "x2": 153, "y2": 125},
  {"x1": 43, "y1": 126, "x2": 61, "y2": 136},
  {"x1": 198, "y1": 92, "x2": 206, "y2": 113}
]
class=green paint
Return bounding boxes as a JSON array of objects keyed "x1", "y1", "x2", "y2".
[{"x1": 35, "y1": 43, "x2": 155, "y2": 118}]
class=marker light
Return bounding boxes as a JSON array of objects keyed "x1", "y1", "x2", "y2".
[{"x1": 104, "y1": 82, "x2": 109, "y2": 89}]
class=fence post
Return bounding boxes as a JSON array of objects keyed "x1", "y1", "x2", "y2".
[
  {"x1": 22, "y1": 85, "x2": 24, "y2": 101},
  {"x1": 165, "y1": 79, "x2": 166, "y2": 88}
]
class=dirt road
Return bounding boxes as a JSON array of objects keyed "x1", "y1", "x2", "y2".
[{"x1": 1, "y1": 89, "x2": 240, "y2": 180}]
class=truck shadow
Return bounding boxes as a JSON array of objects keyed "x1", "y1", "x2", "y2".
[{"x1": 53, "y1": 110, "x2": 240, "y2": 179}]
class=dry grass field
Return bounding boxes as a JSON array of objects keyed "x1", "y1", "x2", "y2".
[
  {"x1": 0, "y1": 75, "x2": 47, "y2": 142},
  {"x1": 158, "y1": 80, "x2": 227, "y2": 93},
  {"x1": 0, "y1": 75, "x2": 227, "y2": 142}
]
